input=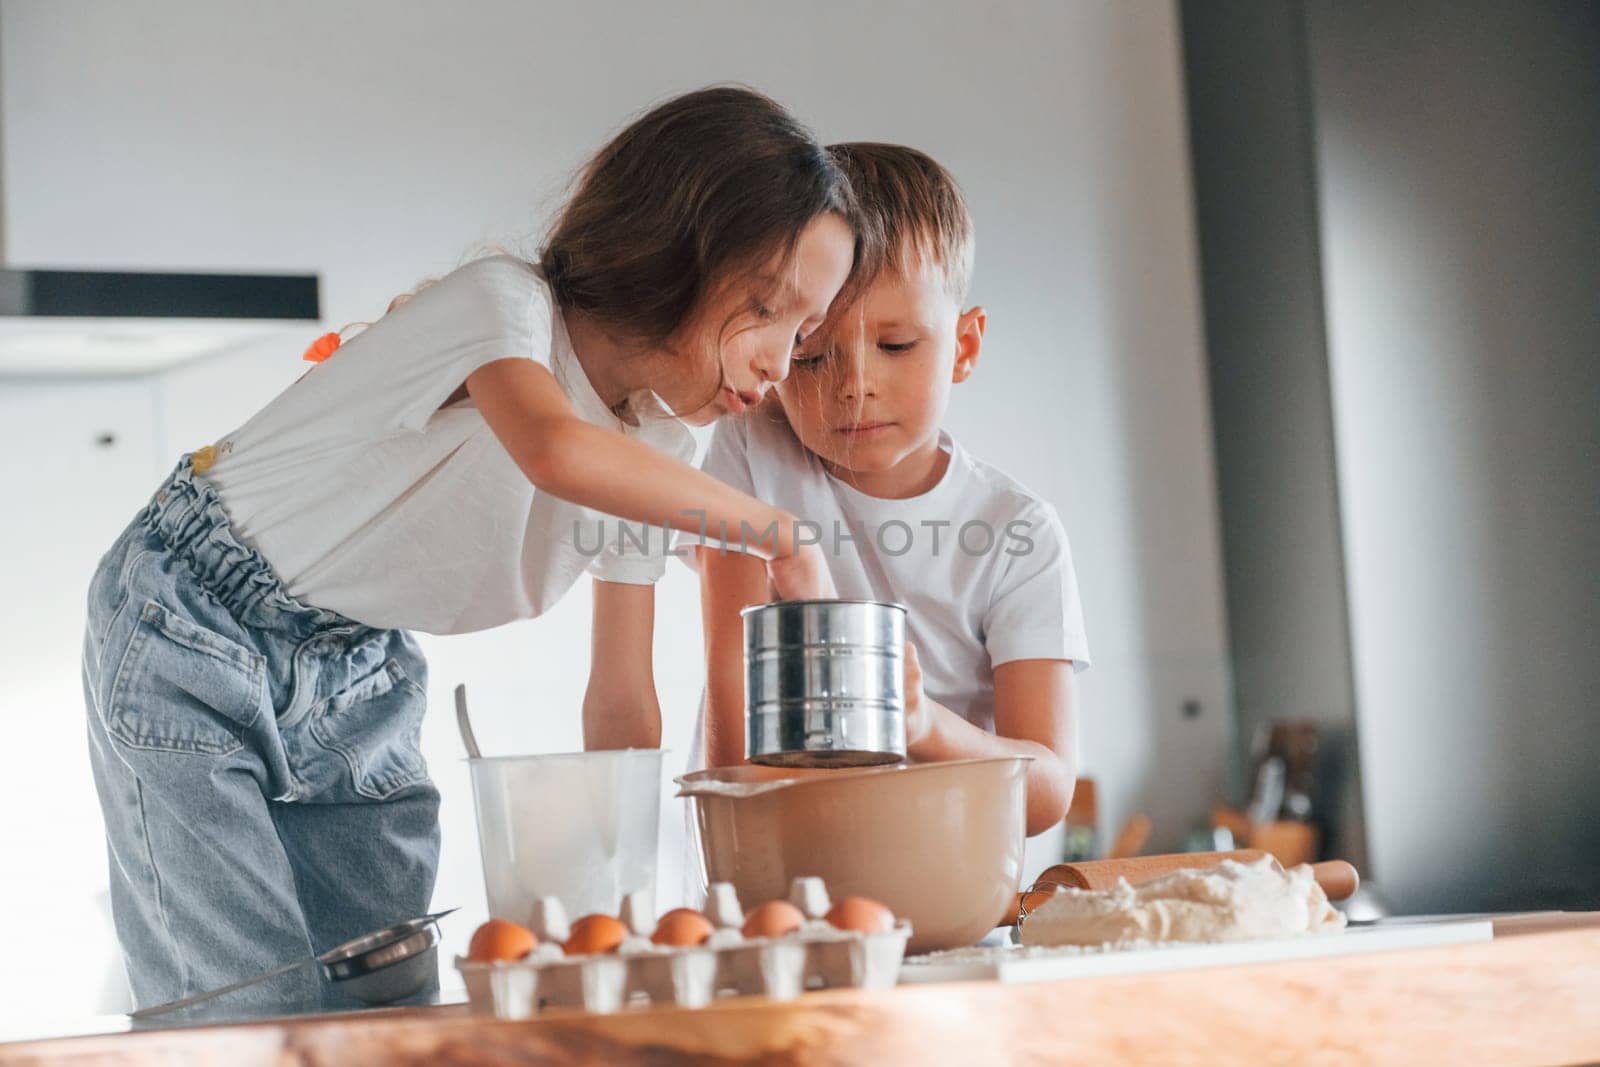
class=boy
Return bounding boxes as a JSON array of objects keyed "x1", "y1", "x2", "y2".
[{"x1": 689, "y1": 144, "x2": 1089, "y2": 834}]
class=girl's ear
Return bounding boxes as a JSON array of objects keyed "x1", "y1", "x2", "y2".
[{"x1": 953, "y1": 306, "x2": 986, "y2": 384}]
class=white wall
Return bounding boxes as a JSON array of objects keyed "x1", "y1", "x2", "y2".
[
  {"x1": 1307, "y1": 1, "x2": 1600, "y2": 912},
  {"x1": 0, "y1": 0, "x2": 1229, "y2": 1020},
  {"x1": 0, "y1": 379, "x2": 167, "y2": 1021}
]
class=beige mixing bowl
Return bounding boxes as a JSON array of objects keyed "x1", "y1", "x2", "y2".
[{"x1": 677, "y1": 757, "x2": 1030, "y2": 954}]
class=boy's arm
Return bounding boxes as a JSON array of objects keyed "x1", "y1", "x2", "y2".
[
  {"x1": 583, "y1": 578, "x2": 661, "y2": 750},
  {"x1": 905, "y1": 649, "x2": 1078, "y2": 836},
  {"x1": 697, "y1": 547, "x2": 772, "y2": 767}
]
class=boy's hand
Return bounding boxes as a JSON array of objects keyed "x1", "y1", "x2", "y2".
[
  {"x1": 903, "y1": 641, "x2": 933, "y2": 750},
  {"x1": 766, "y1": 543, "x2": 837, "y2": 601}
]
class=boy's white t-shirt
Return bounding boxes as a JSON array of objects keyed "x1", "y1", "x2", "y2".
[
  {"x1": 685, "y1": 407, "x2": 1091, "y2": 736},
  {"x1": 204, "y1": 255, "x2": 695, "y2": 634}
]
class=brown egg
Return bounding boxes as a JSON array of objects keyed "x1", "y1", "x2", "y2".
[
  {"x1": 466, "y1": 918, "x2": 537, "y2": 962},
  {"x1": 651, "y1": 908, "x2": 714, "y2": 947},
  {"x1": 741, "y1": 899, "x2": 806, "y2": 939},
  {"x1": 825, "y1": 896, "x2": 895, "y2": 935},
  {"x1": 563, "y1": 913, "x2": 629, "y2": 956}
]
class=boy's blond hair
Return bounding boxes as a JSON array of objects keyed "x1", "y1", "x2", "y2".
[{"x1": 827, "y1": 143, "x2": 975, "y2": 302}]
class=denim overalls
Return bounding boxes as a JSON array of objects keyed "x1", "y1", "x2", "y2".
[{"x1": 81, "y1": 458, "x2": 441, "y2": 1011}]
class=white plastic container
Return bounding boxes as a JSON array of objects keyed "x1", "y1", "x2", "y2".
[{"x1": 467, "y1": 749, "x2": 664, "y2": 923}]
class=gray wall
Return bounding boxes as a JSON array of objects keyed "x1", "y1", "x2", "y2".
[
  {"x1": 1181, "y1": 2, "x2": 1366, "y2": 868},
  {"x1": 1184, "y1": 0, "x2": 1599, "y2": 912},
  {"x1": 1307, "y1": 0, "x2": 1600, "y2": 912}
]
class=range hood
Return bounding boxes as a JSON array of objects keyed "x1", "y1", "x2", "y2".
[
  {"x1": 0, "y1": 57, "x2": 322, "y2": 375},
  {"x1": 0, "y1": 267, "x2": 321, "y2": 375}
]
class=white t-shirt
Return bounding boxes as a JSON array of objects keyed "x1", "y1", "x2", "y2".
[
  {"x1": 685, "y1": 407, "x2": 1091, "y2": 734},
  {"x1": 204, "y1": 256, "x2": 695, "y2": 634}
]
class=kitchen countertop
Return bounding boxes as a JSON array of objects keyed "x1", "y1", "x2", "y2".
[{"x1": 4, "y1": 917, "x2": 1597, "y2": 1065}]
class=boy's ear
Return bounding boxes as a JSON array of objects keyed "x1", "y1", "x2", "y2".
[{"x1": 953, "y1": 306, "x2": 986, "y2": 384}]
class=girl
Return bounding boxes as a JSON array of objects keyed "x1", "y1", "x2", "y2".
[{"x1": 81, "y1": 86, "x2": 868, "y2": 1010}]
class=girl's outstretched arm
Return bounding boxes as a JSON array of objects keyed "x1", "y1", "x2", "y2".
[{"x1": 467, "y1": 357, "x2": 834, "y2": 599}]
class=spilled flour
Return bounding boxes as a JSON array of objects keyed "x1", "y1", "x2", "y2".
[{"x1": 1017, "y1": 856, "x2": 1345, "y2": 948}]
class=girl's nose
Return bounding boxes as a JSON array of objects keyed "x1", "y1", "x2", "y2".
[{"x1": 755, "y1": 342, "x2": 791, "y2": 386}]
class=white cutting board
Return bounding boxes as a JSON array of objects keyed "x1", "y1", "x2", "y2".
[{"x1": 897, "y1": 920, "x2": 1494, "y2": 985}]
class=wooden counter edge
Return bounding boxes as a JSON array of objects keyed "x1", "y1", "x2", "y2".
[{"x1": 5, "y1": 925, "x2": 1599, "y2": 1066}]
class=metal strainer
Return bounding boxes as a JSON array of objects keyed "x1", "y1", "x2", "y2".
[{"x1": 130, "y1": 909, "x2": 454, "y2": 1019}]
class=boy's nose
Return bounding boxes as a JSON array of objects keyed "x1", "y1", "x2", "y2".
[{"x1": 836, "y1": 353, "x2": 877, "y2": 401}]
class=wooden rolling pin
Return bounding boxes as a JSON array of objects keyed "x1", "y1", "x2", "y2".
[{"x1": 1003, "y1": 850, "x2": 1360, "y2": 925}]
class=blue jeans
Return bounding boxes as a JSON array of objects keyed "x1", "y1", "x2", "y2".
[{"x1": 82, "y1": 460, "x2": 440, "y2": 1012}]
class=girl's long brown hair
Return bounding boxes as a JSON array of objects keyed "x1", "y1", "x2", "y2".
[{"x1": 539, "y1": 86, "x2": 877, "y2": 360}]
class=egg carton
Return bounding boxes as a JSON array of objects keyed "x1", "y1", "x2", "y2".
[{"x1": 455, "y1": 877, "x2": 911, "y2": 1016}]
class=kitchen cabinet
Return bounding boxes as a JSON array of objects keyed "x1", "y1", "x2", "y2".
[{"x1": 0, "y1": 377, "x2": 166, "y2": 1019}]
